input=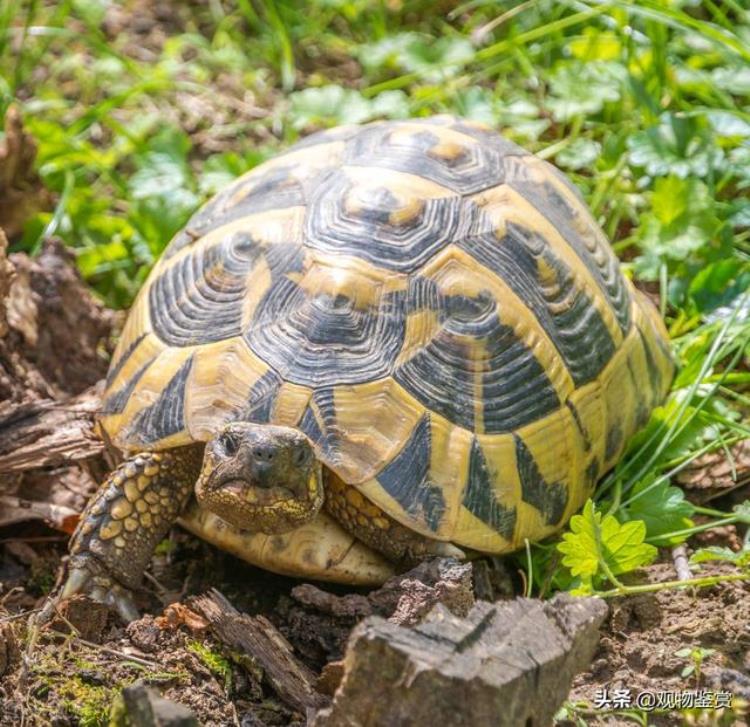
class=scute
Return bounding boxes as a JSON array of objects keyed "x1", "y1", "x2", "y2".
[{"x1": 101, "y1": 116, "x2": 673, "y2": 553}]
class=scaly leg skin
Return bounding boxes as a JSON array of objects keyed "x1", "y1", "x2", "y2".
[
  {"x1": 324, "y1": 470, "x2": 464, "y2": 566},
  {"x1": 47, "y1": 445, "x2": 204, "y2": 622}
]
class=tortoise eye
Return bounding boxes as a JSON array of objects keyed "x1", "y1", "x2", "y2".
[
  {"x1": 292, "y1": 446, "x2": 311, "y2": 466},
  {"x1": 219, "y1": 432, "x2": 239, "y2": 457}
]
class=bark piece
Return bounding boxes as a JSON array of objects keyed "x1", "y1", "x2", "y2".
[
  {"x1": 284, "y1": 558, "x2": 475, "y2": 670},
  {"x1": 192, "y1": 588, "x2": 328, "y2": 714},
  {"x1": 118, "y1": 682, "x2": 199, "y2": 727},
  {"x1": 0, "y1": 237, "x2": 114, "y2": 404},
  {"x1": 292, "y1": 557, "x2": 474, "y2": 625},
  {"x1": 50, "y1": 594, "x2": 111, "y2": 643},
  {"x1": 377, "y1": 557, "x2": 474, "y2": 626},
  {"x1": 0, "y1": 240, "x2": 114, "y2": 530},
  {"x1": 0, "y1": 391, "x2": 103, "y2": 472},
  {"x1": 677, "y1": 439, "x2": 750, "y2": 502},
  {"x1": 315, "y1": 593, "x2": 608, "y2": 727},
  {"x1": 0, "y1": 228, "x2": 13, "y2": 337},
  {"x1": 316, "y1": 660, "x2": 345, "y2": 697},
  {"x1": 9, "y1": 238, "x2": 115, "y2": 395}
]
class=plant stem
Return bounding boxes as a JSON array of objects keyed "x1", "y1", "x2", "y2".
[{"x1": 594, "y1": 571, "x2": 749, "y2": 598}]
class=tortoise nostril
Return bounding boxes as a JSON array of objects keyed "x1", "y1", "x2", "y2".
[{"x1": 252, "y1": 445, "x2": 276, "y2": 463}]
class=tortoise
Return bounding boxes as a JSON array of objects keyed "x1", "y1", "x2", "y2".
[{"x1": 59, "y1": 115, "x2": 673, "y2": 619}]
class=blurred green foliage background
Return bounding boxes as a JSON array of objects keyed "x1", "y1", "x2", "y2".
[{"x1": 2, "y1": 0, "x2": 749, "y2": 321}]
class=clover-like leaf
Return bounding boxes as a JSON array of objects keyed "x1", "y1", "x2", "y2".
[
  {"x1": 711, "y1": 66, "x2": 750, "y2": 96},
  {"x1": 558, "y1": 500, "x2": 657, "y2": 585},
  {"x1": 358, "y1": 33, "x2": 473, "y2": 81},
  {"x1": 288, "y1": 86, "x2": 410, "y2": 130},
  {"x1": 628, "y1": 113, "x2": 725, "y2": 178},
  {"x1": 545, "y1": 61, "x2": 625, "y2": 122},
  {"x1": 288, "y1": 85, "x2": 373, "y2": 129},
  {"x1": 633, "y1": 175, "x2": 728, "y2": 283},
  {"x1": 622, "y1": 479, "x2": 695, "y2": 544},
  {"x1": 690, "y1": 546, "x2": 750, "y2": 567},
  {"x1": 555, "y1": 138, "x2": 601, "y2": 171}
]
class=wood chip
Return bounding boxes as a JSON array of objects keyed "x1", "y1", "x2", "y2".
[{"x1": 192, "y1": 589, "x2": 328, "y2": 714}]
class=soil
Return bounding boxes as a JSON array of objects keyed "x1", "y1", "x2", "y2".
[
  {"x1": 565, "y1": 562, "x2": 750, "y2": 726},
  {"x1": 2, "y1": 518, "x2": 750, "y2": 725}
]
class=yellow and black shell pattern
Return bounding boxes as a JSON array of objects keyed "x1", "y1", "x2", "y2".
[{"x1": 100, "y1": 116, "x2": 674, "y2": 554}]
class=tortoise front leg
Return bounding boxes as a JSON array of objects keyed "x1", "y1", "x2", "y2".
[{"x1": 57, "y1": 445, "x2": 203, "y2": 621}]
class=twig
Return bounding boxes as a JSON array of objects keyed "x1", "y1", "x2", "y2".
[
  {"x1": 0, "y1": 608, "x2": 40, "y2": 624},
  {"x1": 75, "y1": 637, "x2": 164, "y2": 669},
  {"x1": 671, "y1": 544, "x2": 693, "y2": 582},
  {"x1": 42, "y1": 629, "x2": 164, "y2": 669},
  {"x1": 193, "y1": 588, "x2": 328, "y2": 713}
]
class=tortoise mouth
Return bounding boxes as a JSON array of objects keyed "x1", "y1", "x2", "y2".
[{"x1": 218, "y1": 478, "x2": 296, "y2": 505}]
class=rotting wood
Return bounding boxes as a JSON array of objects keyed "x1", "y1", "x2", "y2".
[
  {"x1": 0, "y1": 237, "x2": 114, "y2": 530},
  {"x1": 677, "y1": 439, "x2": 750, "y2": 502},
  {"x1": 0, "y1": 107, "x2": 53, "y2": 240},
  {"x1": 192, "y1": 588, "x2": 329, "y2": 715},
  {"x1": 0, "y1": 392, "x2": 103, "y2": 472},
  {"x1": 291, "y1": 557, "x2": 474, "y2": 626},
  {"x1": 314, "y1": 593, "x2": 608, "y2": 727}
]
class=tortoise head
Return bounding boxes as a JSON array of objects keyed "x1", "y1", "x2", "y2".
[{"x1": 195, "y1": 422, "x2": 324, "y2": 534}]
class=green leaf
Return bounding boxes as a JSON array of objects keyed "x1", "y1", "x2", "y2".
[
  {"x1": 359, "y1": 33, "x2": 473, "y2": 81},
  {"x1": 555, "y1": 138, "x2": 601, "y2": 171},
  {"x1": 633, "y1": 175, "x2": 729, "y2": 284},
  {"x1": 128, "y1": 127, "x2": 198, "y2": 214},
  {"x1": 288, "y1": 85, "x2": 412, "y2": 131},
  {"x1": 369, "y1": 90, "x2": 410, "y2": 119},
  {"x1": 652, "y1": 175, "x2": 689, "y2": 226},
  {"x1": 567, "y1": 29, "x2": 622, "y2": 62},
  {"x1": 399, "y1": 36, "x2": 474, "y2": 79},
  {"x1": 628, "y1": 113, "x2": 724, "y2": 178},
  {"x1": 622, "y1": 479, "x2": 695, "y2": 544},
  {"x1": 546, "y1": 61, "x2": 625, "y2": 122},
  {"x1": 288, "y1": 85, "x2": 372, "y2": 129},
  {"x1": 557, "y1": 500, "x2": 657, "y2": 586},
  {"x1": 688, "y1": 259, "x2": 750, "y2": 314},
  {"x1": 357, "y1": 32, "x2": 422, "y2": 74},
  {"x1": 711, "y1": 65, "x2": 750, "y2": 96},
  {"x1": 706, "y1": 111, "x2": 750, "y2": 139},
  {"x1": 732, "y1": 501, "x2": 750, "y2": 525},
  {"x1": 690, "y1": 546, "x2": 750, "y2": 567}
]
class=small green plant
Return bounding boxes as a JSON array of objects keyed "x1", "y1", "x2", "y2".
[
  {"x1": 557, "y1": 500, "x2": 657, "y2": 595},
  {"x1": 675, "y1": 646, "x2": 716, "y2": 683},
  {"x1": 186, "y1": 639, "x2": 233, "y2": 692}
]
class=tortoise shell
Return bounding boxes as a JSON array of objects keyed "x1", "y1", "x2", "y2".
[{"x1": 100, "y1": 115, "x2": 673, "y2": 554}]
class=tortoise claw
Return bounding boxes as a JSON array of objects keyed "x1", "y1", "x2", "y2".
[
  {"x1": 60, "y1": 566, "x2": 91, "y2": 599},
  {"x1": 49, "y1": 555, "x2": 142, "y2": 624},
  {"x1": 105, "y1": 585, "x2": 140, "y2": 623},
  {"x1": 430, "y1": 542, "x2": 466, "y2": 559}
]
